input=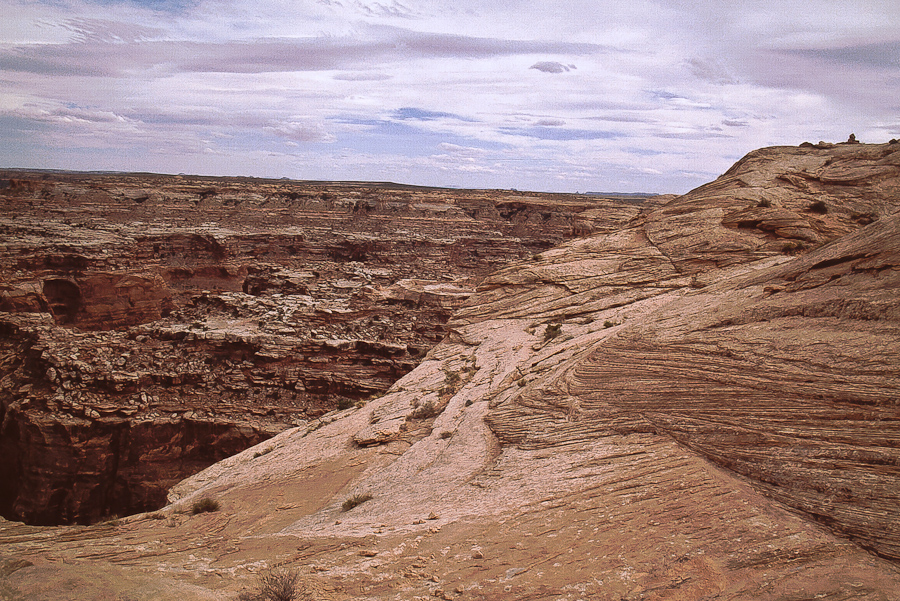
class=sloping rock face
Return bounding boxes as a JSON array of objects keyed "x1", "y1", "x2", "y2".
[
  {"x1": 0, "y1": 171, "x2": 645, "y2": 525},
  {"x1": 2, "y1": 141, "x2": 900, "y2": 601},
  {"x1": 462, "y1": 141, "x2": 900, "y2": 561}
]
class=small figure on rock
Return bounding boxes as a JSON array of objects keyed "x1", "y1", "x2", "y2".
[{"x1": 847, "y1": 133, "x2": 859, "y2": 143}]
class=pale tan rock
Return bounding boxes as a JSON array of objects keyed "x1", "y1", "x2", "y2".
[{"x1": 3, "y1": 144, "x2": 900, "y2": 600}]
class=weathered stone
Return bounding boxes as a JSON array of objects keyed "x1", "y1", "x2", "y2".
[
  {"x1": 0, "y1": 170, "x2": 645, "y2": 525},
  {"x1": 3, "y1": 143, "x2": 900, "y2": 601}
]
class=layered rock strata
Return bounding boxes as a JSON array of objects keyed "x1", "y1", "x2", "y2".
[
  {"x1": 0, "y1": 171, "x2": 646, "y2": 524},
  {"x1": 2, "y1": 141, "x2": 900, "y2": 601}
]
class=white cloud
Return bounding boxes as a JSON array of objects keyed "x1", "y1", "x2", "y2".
[
  {"x1": 530, "y1": 61, "x2": 576, "y2": 74},
  {"x1": 265, "y1": 120, "x2": 337, "y2": 143},
  {"x1": 0, "y1": 0, "x2": 897, "y2": 192}
]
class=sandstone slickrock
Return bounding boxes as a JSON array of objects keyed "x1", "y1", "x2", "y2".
[
  {"x1": 2, "y1": 141, "x2": 900, "y2": 600},
  {"x1": 0, "y1": 171, "x2": 646, "y2": 524}
]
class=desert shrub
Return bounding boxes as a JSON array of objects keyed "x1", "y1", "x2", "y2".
[
  {"x1": 808, "y1": 200, "x2": 828, "y2": 214},
  {"x1": 603, "y1": 320, "x2": 615, "y2": 328},
  {"x1": 240, "y1": 568, "x2": 308, "y2": 601},
  {"x1": 543, "y1": 323, "x2": 562, "y2": 342},
  {"x1": 191, "y1": 497, "x2": 220, "y2": 515},
  {"x1": 437, "y1": 367, "x2": 466, "y2": 398},
  {"x1": 337, "y1": 397, "x2": 355, "y2": 410},
  {"x1": 259, "y1": 568, "x2": 303, "y2": 601},
  {"x1": 781, "y1": 241, "x2": 809, "y2": 255},
  {"x1": 442, "y1": 366, "x2": 462, "y2": 390},
  {"x1": 440, "y1": 430, "x2": 452, "y2": 439},
  {"x1": 342, "y1": 493, "x2": 373, "y2": 512},
  {"x1": 411, "y1": 399, "x2": 440, "y2": 419}
]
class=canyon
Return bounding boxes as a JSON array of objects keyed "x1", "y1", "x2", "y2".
[
  {"x1": 2, "y1": 139, "x2": 900, "y2": 600},
  {"x1": 0, "y1": 171, "x2": 647, "y2": 525}
]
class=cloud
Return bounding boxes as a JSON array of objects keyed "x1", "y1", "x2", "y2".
[
  {"x1": 778, "y1": 40, "x2": 900, "y2": 69},
  {"x1": 1, "y1": 0, "x2": 898, "y2": 193},
  {"x1": 437, "y1": 142, "x2": 490, "y2": 155},
  {"x1": 530, "y1": 61, "x2": 576, "y2": 73},
  {"x1": 59, "y1": 18, "x2": 166, "y2": 44},
  {"x1": 501, "y1": 126, "x2": 618, "y2": 141},
  {"x1": 393, "y1": 107, "x2": 472, "y2": 121},
  {"x1": 265, "y1": 120, "x2": 336, "y2": 143},
  {"x1": 654, "y1": 131, "x2": 731, "y2": 140},
  {"x1": 0, "y1": 25, "x2": 608, "y2": 77},
  {"x1": 114, "y1": 0, "x2": 199, "y2": 12},
  {"x1": 685, "y1": 57, "x2": 737, "y2": 85},
  {"x1": 333, "y1": 72, "x2": 392, "y2": 81},
  {"x1": 16, "y1": 104, "x2": 135, "y2": 125},
  {"x1": 316, "y1": 0, "x2": 419, "y2": 20}
]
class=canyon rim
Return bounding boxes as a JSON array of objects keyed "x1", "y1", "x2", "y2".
[{"x1": 1, "y1": 138, "x2": 900, "y2": 600}]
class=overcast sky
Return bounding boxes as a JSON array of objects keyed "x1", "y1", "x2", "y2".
[{"x1": 2, "y1": 1, "x2": 898, "y2": 193}]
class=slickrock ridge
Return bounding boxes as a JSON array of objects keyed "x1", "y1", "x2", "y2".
[
  {"x1": 2, "y1": 141, "x2": 900, "y2": 600},
  {"x1": 0, "y1": 171, "x2": 645, "y2": 524}
]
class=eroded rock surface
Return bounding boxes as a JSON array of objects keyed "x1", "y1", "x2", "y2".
[
  {"x1": 0, "y1": 171, "x2": 646, "y2": 524},
  {"x1": 2, "y1": 141, "x2": 900, "y2": 601}
]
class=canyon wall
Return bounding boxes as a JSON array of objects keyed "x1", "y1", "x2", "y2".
[
  {"x1": 0, "y1": 171, "x2": 648, "y2": 524},
  {"x1": 3, "y1": 141, "x2": 900, "y2": 601}
]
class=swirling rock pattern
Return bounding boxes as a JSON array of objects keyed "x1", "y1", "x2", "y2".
[
  {"x1": 0, "y1": 171, "x2": 644, "y2": 525},
  {"x1": 3, "y1": 142, "x2": 900, "y2": 600}
]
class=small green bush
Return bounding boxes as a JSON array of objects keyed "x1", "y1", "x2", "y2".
[
  {"x1": 191, "y1": 497, "x2": 220, "y2": 515},
  {"x1": 342, "y1": 493, "x2": 373, "y2": 512}
]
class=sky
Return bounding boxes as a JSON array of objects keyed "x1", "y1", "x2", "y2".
[{"x1": 1, "y1": 1, "x2": 898, "y2": 194}]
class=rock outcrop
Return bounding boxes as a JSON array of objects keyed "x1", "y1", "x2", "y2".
[
  {"x1": 2, "y1": 141, "x2": 900, "y2": 601},
  {"x1": 0, "y1": 171, "x2": 647, "y2": 524}
]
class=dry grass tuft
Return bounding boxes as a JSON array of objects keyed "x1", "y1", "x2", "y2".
[{"x1": 341, "y1": 493, "x2": 373, "y2": 512}]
